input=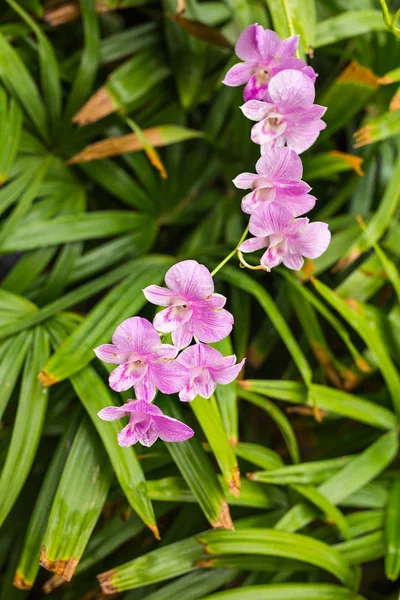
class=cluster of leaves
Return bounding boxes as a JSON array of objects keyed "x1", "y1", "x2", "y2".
[{"x1": 1, "y1": 0, "x2": 400, "y2": 598}]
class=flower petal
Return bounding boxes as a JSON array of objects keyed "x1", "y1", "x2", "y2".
[
  {"x1": 137, "y1": 423, "x2": 159, "y2": 447},
  {"x1": 191, "y1": 305, "x2": 234, "y2": 344},
  {"x1": 243, "y1": 73, "x2": 270, "y2": 102},
  {"x1": 152, "y1": 343, "x2": 179, "y2": 360},
  {"x1": 268, "y1": 70, "x2": 315, "y2": 110},
  {"x1": 97, "y1": 405, "x2": 129, "y2": 421},
  {"x1": 211, "y1": 357, "x2": 246, "y2": 384},
  {"x1": 235, "y1": 24, "x2": 263, "y2": 62},
  {"x1": 109, "y1": 362, "x2": 148, "y2": 393},
  {"x1": 261, "y1": 244, "x2": 285, "y2": 269},
  {"x1": 256, "y1": 147, "x2": 303, "y2": 182},
  {"x1": 194, "y1": 368, "x2": 216, "y2": 399},
  {"x1": 112, "y1": 317, "x2": 161, "y2": 354},
  {"x1": 250, "y1": 118, "x2": 286, "y2": 146},
  {"x1": 294, "y1": 221, "x2": 331, "y2": 259},
  {"x1": 152, "y1": 414, "x2": 194, "y2": 443},
  {"x1": 133, "y1": 374, "x2": 157, "y2": 403},
  {"x1": 256, "y1": 27, "x2": 281, "y2": 61},
  {"x1": 165, "y1": 260, "x2": 214, "y2": 300},
  {"x1": 172, "y1": 322, "x2": 193, "y2": 351},
  {"x1": 249, "y1": 202, "x2": 293, "y2": 237},
  {"x1": 278, "y1": 193, "x2": 316, "y2": 217},
  {"x1": 153, "y1": 305, "x2": 193, "y2": 334},
  {"x1": 177, "y1": 342, "x2": 222, "y2": 367},
  {"x1": 179, "y1": 382, "x2": 197, "y2": 402},
  {"x1": 223, "y1": 62, "x2": 255, "y2": 86},
  {"x1": 277, "y1": 34, "x2": 299, "y2": 59},
  {"x1": 93, "y1": 344, "x2": 131, "y2": 365},
  {"x1": 142, "y1": 285, "x2": 177, "y2": 307},
  {"x1": 207, "y1": 293, "x2": 227, "y2": 309},
  {"x1": 151, "y1": 360, "x2": 190, "y2": 395},
  {"x1": 282, "y1": 252, "x2": 304, "y2": 270},
  {"x1": 241, "y1": 100, "x2": 272, "y2": 121},
  {"x1": 239, "y1": 236, "x2": 269, "y2": 253},
  {"x1": 232, "y1": 172, "x2": 257, "y2": 190}
]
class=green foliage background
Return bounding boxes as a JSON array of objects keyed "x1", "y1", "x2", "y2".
[{"x1": 1, "y1": 0, "x2": 400, "y2": 598}]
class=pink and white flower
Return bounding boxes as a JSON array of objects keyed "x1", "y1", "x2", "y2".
[
  {"x1": 241, "y1": 69, "x2": 326, "y2": 154},
  {"x1": 94, "y1": 317, "x2": 189, "y2": 401},
  {"x1": 143, "y1": 260, "x2": 234, "y2": 351},
  {"x1": 176, "y1": 343, "x2": 245, "y2": 402},
  {"x1": 223, "y1": 24, "x2": 316, "y2": 101},
  {"x1": 239, "y1": 202, "x2": 331, "y2": 271},
  {"x1": 233, "y1": 147, "x2": 315, "y2": 216},
  {"x1": 98, "y1": 400, "x2": 194, "y2": 447}
]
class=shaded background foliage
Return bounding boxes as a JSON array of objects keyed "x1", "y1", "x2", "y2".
[{"x1": 1, "y1": 0, "x2": 400, "y2": 598}]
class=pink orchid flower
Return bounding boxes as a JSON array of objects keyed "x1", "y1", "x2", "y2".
[
  {"x1": 223, "y1": 24, "x2": 316, "y2": 101},
  {"x1": 176, "y1": 343, "x2": 245, "y2": 402},
  {"x1": 143, "y1": 260, "x2": 234, "y2": 351},
  {"x1": 94, "y1": 317, "x2": 189, "y2": 401},
  {"x1": 233, "y1": 147, "x2": 315, "y2": 217},
  {"x1": 239, "y1": 202, "x2": 331, "y2": 271},
  {"x1": 241, "y1": 69, "x2": 326, "y2": 154},
  {"x1": 98, "y1": 400, "x2": 194, "y2": 447}
]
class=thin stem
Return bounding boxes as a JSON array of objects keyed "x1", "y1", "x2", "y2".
[
  {"x1": 210, "y1": 225, "x2": 249, "y2": 277},
  {"x1": 237, "y1": 250, "x2": 270, "y2": 272}
]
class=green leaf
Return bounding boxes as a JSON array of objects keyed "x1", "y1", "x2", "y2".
[
  {"x1": 146, "y1": 475, "x2": 286, "y2": 509},
  {"x1": 354, "y1": 110, "x2": 400, "y2": 147},
  {"x1": 191, "y1": 395, "x2": 240, "y2": 496},
  {"x1": 219, "y1": 267, "x2": 312, "y2": 386},
  {"x1": 161, "y1": 395, "x2": 233, "y2": 529},
  {"x1": 66, "y1": 0, "x2": 100, "y2": 120},
  {"x1": 40, "y1": 417, "x2": 113, "y2": 581},
  {"x1": 0, "y1": 327, "x2": 49, "y2": 528},
  {"x1": 71, "y1": 366, "x2": 159, "y2": 537},
  {"x1": 5, "y1": 0, "x2": 61, "y2": 136},
  {"x1": 312, "y1": 276, "x2": 400, "y2": 417},
  {"x1": 303, "y1": 152, "x2": 364, "y2": 181},
  {"x1": 292, "y1": 484, "x2": 350, "y2": 539},
  {"x1": 276, "y1": 430, "x2": 398, "y2": 533},
  {"x1": 39, "y1": 255, "x2": 171, "y2": 384},
  {"x1": 97, "y1": 537, "x2": 204, "y2": 593},
  {"x1": 163, "y1": 0, "x2": 206, "y2": 109},
  {"x1": 0, "y1": 157, "x2": 50, "y2": 250},
  {"x1": 0, "y1": 33, "x2": 48, "y2": 141},
  {"x1": 335, "y1": 531, "x2": 384, "y2": 566},
  {"x1": 385, "y1": 479, "x2": 400, "y2": 580},
  {"x1": 0, "y1": 332, "x2": 32, "y2": 421},
  {"x1": 240, "y1": 380, "x2": 396, "y2": 430},
  {"x1": 250, "y1": 456, "x2": 353, "y2": 486},
  {"x1": 235, "y1": 442, "x2": 283, "y2": 471},
  {"x1": 315, "y1": 10, "x2": 387, "y2": 47},
  {"x1": 265, "y1": 0, "x2": 316, "y2": 54},
  {"x1": 320, "y1": 61, "x2": 379, "y2": 136},
  {"x1": 201, "y1": 583, "x2": 365, "y2": 600},
  {"x1": 14, "y1": 410, "x2": 81, "y2": 589},
  {"x1": 197, "y1": 529, "x2": 357, "y2": 589},
  {"x1": 140, "y1": 570, "x2": 237, "y2": 600},
  {"x1": 238, "y1": 388, "x2": 300, "y2": 464},
  {"x1": 0, "y1": 211, "x2": 153, "y2": 252},
  {"x1": 0, "y1": 88, "x2": 22, "y2": 185},
  {"x1": 213, "y1": 337, "x2": 239, "y2": 446}
]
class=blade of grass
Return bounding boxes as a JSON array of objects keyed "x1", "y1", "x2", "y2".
[{"x1": 0, "y1": 327, "x2": 49, "y2": 528}]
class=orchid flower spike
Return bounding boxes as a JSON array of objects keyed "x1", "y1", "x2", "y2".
[
  {"x1": 241, "y1": 69, "x2": 326, "y2": 154},
  {"x1": 143, "y1": 260, "x2": 234, "y2": 351},
  {"x1": 98, "y1": 400, "x2": 194, "y2": 447},
  {"x1": 233, "y1": 147, "x2": 315, "y2": 216},
  {"x1": 239, "y1": 202, "x2": 331, "y2": 271},
  {"x1": 94, "y1": 317, "x2": 188, "y2": 401},
  {"x1": 223, "y1": 24, "x2": 316, "y2": 101},
  {"x1": 176, "y1": 343, "x2": 245, "y2": 402}
]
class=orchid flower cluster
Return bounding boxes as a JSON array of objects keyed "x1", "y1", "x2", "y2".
[
  {"x1": 95, "y1": 260, "x2": 244, "y2": 447},
  {"x1": 95, "y1": 26, "x2": 332, "y2": 449},
  {"x1": 223, "y1": 24, "x2": 331, "y2": 270}
]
